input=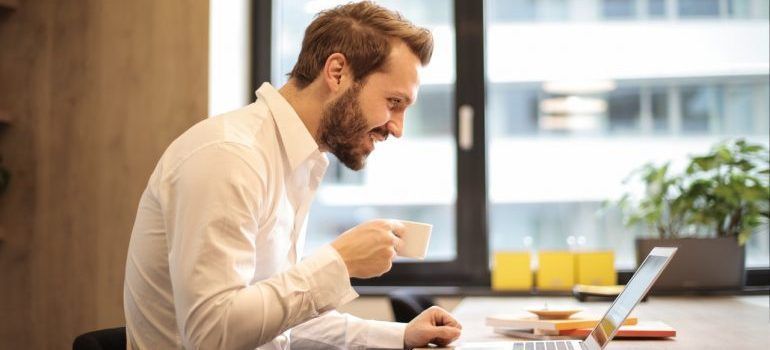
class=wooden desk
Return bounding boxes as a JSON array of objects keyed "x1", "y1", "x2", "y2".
[{"x1": 445, "y1": 296, "x2": 769, "y2": 349}]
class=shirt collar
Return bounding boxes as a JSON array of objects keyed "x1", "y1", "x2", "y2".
[{"x1": 255, "y1": 82, "x2": 320, "y2": 171}]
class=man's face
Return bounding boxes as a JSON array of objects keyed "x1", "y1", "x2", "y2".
[{"x1": 318, "y1": 41, "x2": 422, "y2": 170}]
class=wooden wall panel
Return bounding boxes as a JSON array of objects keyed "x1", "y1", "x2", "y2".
[
  {"x1": 92, "y1": 0, "x2": 208, "y2": 329},
  {"x1": 0, "y1": 1, "x2": 208, "y2": 348},
  {"x1": 0, "y1": 0, "x2": 52, "y2": 347},
  {"x1": 32, "y1": 3, "x2": 103, "y2": 348}
]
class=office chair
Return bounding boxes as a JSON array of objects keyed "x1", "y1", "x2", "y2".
[
  {"x1": 388, "y1": 290, "x2": 435, "y2": 323},
  {"x1": 72, "y1": 327, "x2": 126, "y2": 350}
]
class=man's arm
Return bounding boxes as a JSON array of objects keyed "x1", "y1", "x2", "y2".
[
  {"x1": 290, "y1": 306, "x2": 462, "y2": 349},
  {"x1": 290, "y1": 311, "x2": 406, "y2": 349},
  {"x1": 160, "y1": 143, "x2": 357, "y2": 349}
]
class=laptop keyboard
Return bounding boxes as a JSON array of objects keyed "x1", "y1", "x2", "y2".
[{"x1": 512, "y1": 341, "x2": 574, "y2": 350}]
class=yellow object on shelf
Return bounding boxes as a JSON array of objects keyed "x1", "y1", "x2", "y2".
[
  {"x1": 491, "y1": 251, "x2": 532, "y2": 291},
  {"x1": 536, "y1": 251, "x2": 574, "y2": 291},
  {"x1": 575, "y1": 251, "x2": 616, "y2": 286}
]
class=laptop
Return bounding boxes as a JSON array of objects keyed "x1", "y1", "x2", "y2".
[{"x1": 448, "y1": 247, "x2": 678, "y2": 350}]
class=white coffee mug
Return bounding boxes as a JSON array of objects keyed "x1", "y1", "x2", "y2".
[{"x1": 396, "y1": 220, "x2": 433, "y2": 259}]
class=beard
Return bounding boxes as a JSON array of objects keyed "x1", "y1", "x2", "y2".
[{"x1": 318, "y1": 83, "x2": 388, "y2": 171}]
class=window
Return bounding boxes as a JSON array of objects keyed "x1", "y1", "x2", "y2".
[
  {"x1": 254, "y1": 0, "x2": 769, "y2": 286},
  {"x1": 485, "y1": 0, "x2": 769, "y2": 270}
]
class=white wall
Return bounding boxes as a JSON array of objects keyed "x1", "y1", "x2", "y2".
[{"x1": 209, "y1": 0, "x2": 251, "y2": 117}]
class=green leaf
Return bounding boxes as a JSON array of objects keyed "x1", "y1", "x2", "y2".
[
  {"x1": 741, "y1": 144, "x2": 764, "y2": 154},
  {"x1": 736, "y1": 160, "x2": 755, "y2": 172},
  {"x1": 691, "y1": 155, "x2": 718, "y2": 172},
  {"x1": 737, "y1": 226, "x2": 753, "y2": 246},
  {"x1": 716, "y1": 146, "x2": 734, "y2": 163}
]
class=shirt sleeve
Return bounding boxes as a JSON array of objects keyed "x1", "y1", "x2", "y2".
[
  {"x1": 159, "y1": 143, "x2": 358, "y2": 350},
  {"x1": 290, "y1": 310, "x2": 407, "y2": 349}
]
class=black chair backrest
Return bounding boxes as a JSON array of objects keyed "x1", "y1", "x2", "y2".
[
  {"x1": 388, "y1": 291, "x2": 435, "y2": 323},
  {"x1": 73, "y1": 327, "x2": 126, "y2": 350}
]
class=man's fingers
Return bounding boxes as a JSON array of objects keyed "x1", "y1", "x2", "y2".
[
  {"x1": 431, "y1": 326, "x2": 461, "y2": 346},
  {"x1": 387, "y1": 219, "x2": 406, "y2": 236},
  {"x1": 391, "y1": 233, "x2": 405, "y2": 253},
  {"x1": 430, "y1": 307, "x2": 462, "y2": 329}
]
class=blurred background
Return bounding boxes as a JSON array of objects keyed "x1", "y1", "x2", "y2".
[
  {"x1": 257, "y1": 0, "x2": 769, "y2": 273},
  {"x1": 0, "y1": 0, "x2": 767, "y2": 348}
]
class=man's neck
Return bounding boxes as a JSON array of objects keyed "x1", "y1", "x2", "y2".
[{"x1": 278, "y1": 80, "x2": 326, "y2": 150}]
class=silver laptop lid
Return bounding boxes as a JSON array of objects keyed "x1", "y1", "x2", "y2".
[{"x1": 583, "y1": 247, "x2": 677, "y2": 350}]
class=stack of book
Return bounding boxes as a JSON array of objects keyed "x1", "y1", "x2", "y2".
[{"x1": 486, "y1": 313, "x2": 676, "y2": 340}]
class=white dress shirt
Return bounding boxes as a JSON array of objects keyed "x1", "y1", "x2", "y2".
[{"x1": 124, "y1": 83, "x2": 406, "y2": 350}]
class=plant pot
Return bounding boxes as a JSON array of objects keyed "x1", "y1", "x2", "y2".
[{"x1": 635, "y1": 237, "x2": 745, "y2": 292}]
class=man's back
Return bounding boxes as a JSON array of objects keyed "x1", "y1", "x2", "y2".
[
  {"x1": 124, "y1": 99, "x2": 291, "y2": 349},
  {"x1": 124, "y1": 84, "x2": 369, "y2": 350}
]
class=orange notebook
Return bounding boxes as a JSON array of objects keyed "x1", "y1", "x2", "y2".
[
  {"x1": 494, "y1": 321, "x2": 676, "y2": 340},
  {"x1": 486, "y1": 314, "x2": 638, "y2": 331},
  {"x1": 559, "y1": 321, "x2": 676, "y2": 338}
]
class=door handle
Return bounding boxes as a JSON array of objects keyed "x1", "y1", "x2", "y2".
[{"x1": 459, "y1": 104, "x2": 474, "y2": 151}]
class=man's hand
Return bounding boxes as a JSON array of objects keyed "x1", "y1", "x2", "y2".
[
  {"x1": 404, "y1": 306, "x2": 462, "y2": 349},
  {"x1": 331, "y1": 219, "x2": 405, "y2": 278}
]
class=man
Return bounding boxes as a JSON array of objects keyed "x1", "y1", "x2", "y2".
[{"x1": 124, "y1": 1, "x2": 462, "y2": 349}]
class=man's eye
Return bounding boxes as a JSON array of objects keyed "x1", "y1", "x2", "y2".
[{"x1": 388, "y1": 98, "x2": 402, "y2": 107}]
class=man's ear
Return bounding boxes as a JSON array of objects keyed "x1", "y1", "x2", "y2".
[{"x1": 323, "y1": 52, "x2": 349, "y2": 93}]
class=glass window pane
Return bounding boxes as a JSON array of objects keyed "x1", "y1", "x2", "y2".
[
  {"x1": 603, "y1": 0, "x2": 636, "y2": 19},
  {"x1": 486, "y1": 1, "x2": 770, "y2": 269},
  {"x1": 722, "y1": 83, "x2": 754, "y2": 134},
  {"x1": 486, "y1": 0, "x2": 569, "y2": 22},
  {"x1": 607, "y1": 86, "x2": 641, "y2": 133},
  {"x1": 272, "y1": 0, "x2": 457, "y2": 262},
  {"x1": 487, "y1": 0, "x2": 536, "y2": 22},
  {"x1": 650, "y1": 87, "x2": 668, "y2": 133},
  {"x1": 680, "y1": 85, "x2": 720, "y2": 134},
  {"x1": 536, "y1": 0, "x2": 569, "y2": 21},
  {"x1": 488, "y1": 84, "x2": 540, "y2": 136},
  {"x1": 727, "y1": 0, "x2": 770, "y2": 19},
  {"x1": 678, "y1": 0, "x2": 720, "y2": 17},
  {"x1": 648, "y1": 0, "x2": 666, "y2": 17}
]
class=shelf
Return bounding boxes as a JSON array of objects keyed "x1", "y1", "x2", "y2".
[
  {"x1": 0, "y1": 109, "x2": 11, "y2": 125},
  {"x1": 0, "y1": 0, "x2": 18, "y2": 10}
]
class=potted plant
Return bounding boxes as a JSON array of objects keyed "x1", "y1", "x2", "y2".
[{"x1": 617, "y1": 139, "x2": 769, "y2": 291}]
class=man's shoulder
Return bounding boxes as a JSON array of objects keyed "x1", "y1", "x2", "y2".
[{"x1": 159, "y1": 103, "x2": 281, "y2": 176}]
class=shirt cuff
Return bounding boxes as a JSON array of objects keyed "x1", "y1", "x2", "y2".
[
  {"x1": 365, "y1": 320, "x2": 407, "y2": 349},
  {"x1": 296, "y1": 244, "x2": 359, "y2": 313}
]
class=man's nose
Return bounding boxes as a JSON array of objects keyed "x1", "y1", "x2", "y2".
[{"x1": 387, "y1": 113, "x2": 404, "y2": 138}]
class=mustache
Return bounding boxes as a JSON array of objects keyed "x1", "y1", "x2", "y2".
[{"x1": 370, "y1": 125, "x2": 389, "y2": 140}]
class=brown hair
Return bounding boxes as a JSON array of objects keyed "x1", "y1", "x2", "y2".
[{"x1": 289, "y1": 1, "x2": 433, "y2": 89}]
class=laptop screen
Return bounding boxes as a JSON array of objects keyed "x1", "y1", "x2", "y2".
[{"x1": 586, "y1": 248, "x2": 675, "y2": 348}]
